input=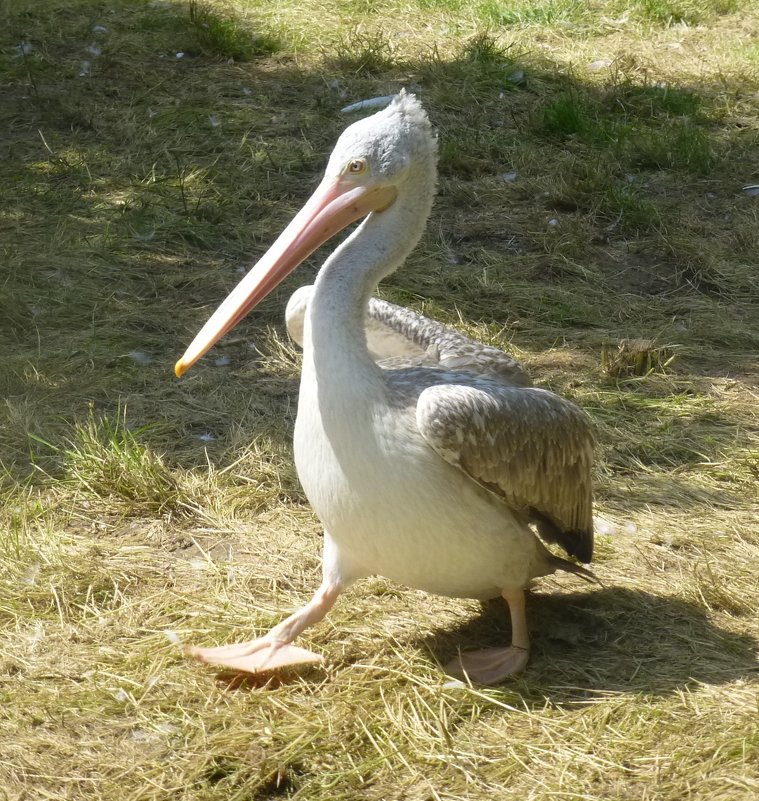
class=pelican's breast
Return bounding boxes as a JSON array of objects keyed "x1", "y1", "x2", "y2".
[{"x1": 293, "y1": 367, "x2": 546, "y2": 598}]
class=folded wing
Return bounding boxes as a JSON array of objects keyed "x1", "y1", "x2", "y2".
[
  {"x1": 416, "y1": 383, "x2": 594, "y2": 563},
  {"x1": 286, "y1": 285, "x2": 531, "y2": 387}
]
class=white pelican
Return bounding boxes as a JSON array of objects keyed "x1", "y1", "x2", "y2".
[{"x1": 176, "y1": 92, "x2": 594, "y2": 683}]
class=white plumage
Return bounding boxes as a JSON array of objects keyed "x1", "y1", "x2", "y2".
[{"x1": 176, "y1": 92, "x2": 595, "y2": 683}]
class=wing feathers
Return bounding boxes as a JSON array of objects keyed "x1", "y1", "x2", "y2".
[
  {"x1": 368, "y1": 297, "x2": 531, "y2": 386},
  {"x1": 417, "y1": 383, "x2": 594, "y2": 562},
  {"x1": 286, "y1": 285, "x2": 531, "y2": 387}
]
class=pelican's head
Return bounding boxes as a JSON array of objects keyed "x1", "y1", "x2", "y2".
[
  {"x1": 325, "y1": 91, "x2": 437, "y2": 190},
  {"x1": 174, "y1": 92, "x2": 437, "y2": 377}
]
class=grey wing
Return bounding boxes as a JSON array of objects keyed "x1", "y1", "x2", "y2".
[
  {"x1": 286, "y1": 284, "x2": 426, "y2": 358},
  {"x1": 416, "y1": 383, "x2": 594, "y2": 562},
  {"x1": 366, "y1": 297, "x2": 531, "y2": 386},
  {"x1": 286, "y1": 285, "x2": 531, "y2": 387}
]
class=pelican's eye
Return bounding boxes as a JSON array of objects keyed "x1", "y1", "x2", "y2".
[{"x1": 346, "y1": 158, "x2": 367, "y2": 175}]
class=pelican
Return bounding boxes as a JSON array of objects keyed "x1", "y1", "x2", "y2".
[{"x1": 175, "y1": 92, "x2": 594, "y2": 683}]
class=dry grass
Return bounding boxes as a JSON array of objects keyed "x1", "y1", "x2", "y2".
[{"x1": 1, "y1": 0, "x2": 758, "y2": 799}]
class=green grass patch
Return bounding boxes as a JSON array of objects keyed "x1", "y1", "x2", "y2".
[
  {"x1": 633, "y1": 0, "x2": 738, "y2": 25},
  {"x1": 480, "y1": 0, "x2": 589, "y2": 26},
  {"x1": 330, "y1": 27, "x2": 397, "y2": 74},
  {"x1": 538, "y1": 86, "x2": 717, "y2": 174},
  {"x1": 627, "y1": 122, "x2": 716, "y2": 172},
  {"x1": 187, "y1": 0, "x2": 281, "y2": 60},
  {"x1": 613, "y1": 82, "x2": 703, "y2": 118},
  {"x1": 416, "y1": 0, "x2": 468, "y2": 10},
  {"x1": 541, "y1": 92, "x2": 598, "y2": 138},
  {"x1": 31, "y1": 409, "x2": 185, "y2": 516},
  {"x1": 461, "y1": 30, "x2": 515, "y2": 71},
  {"x1": 600, "y1": 184, "x2": 661, "y2": 233}
]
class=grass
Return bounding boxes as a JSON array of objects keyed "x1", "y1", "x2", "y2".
[
  {"x1": 330, "y1": 28, "x2": 397, "y2": 75},
  {"x1": 187, "y1": 0, "x2": 281, "y2": 60},
  {"x1": 480, "y1": 0, "x2": 585, "y2": 27},
  {"x1": 1, "y1": 0, "x2": 759, "y2": 799},
  {"x1": 478, "y1": 0, "x2": 740, "y2": 27}
]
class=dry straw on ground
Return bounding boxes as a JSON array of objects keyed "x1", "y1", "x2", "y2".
[{"x1": 1, "y1": 0, "x2": 758, "y2": 799}]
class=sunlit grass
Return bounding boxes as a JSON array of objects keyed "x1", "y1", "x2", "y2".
[
  {"x1": 32, "y1": 409, "x2": 184, "y2": 516},
  {"x1": 480, "y1": 0, "x2": 587, "y2": 26},
  {"x1": 633, "y1": 0, "x2": 739, "y2": 25}
]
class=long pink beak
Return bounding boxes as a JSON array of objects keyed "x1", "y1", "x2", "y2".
[{"x1": 175, "y1": 176, "x2": 397, "y2": 377}]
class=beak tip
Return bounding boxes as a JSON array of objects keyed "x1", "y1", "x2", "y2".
[{"x1": 174, "y1": 358, "x2": 188, "y2": 378}]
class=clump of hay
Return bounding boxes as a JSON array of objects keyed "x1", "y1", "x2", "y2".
[{"x1": 601, "y1": 339, "x2": 678, "y2": 378}]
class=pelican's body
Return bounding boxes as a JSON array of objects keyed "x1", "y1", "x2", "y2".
[
  {"x1": 288, "y1": 285, "x2": 574, "y2": 598},
  {"x1": 176, "y1": 93, "x2": 594, "y2": 683},
  {"x1": 295, "y1": 366, "x2": 550, "y2": 599}
]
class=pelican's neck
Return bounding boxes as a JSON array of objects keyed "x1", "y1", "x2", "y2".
[{"x1": 305, "y1": 173, "x2": 434, "y2": 384}]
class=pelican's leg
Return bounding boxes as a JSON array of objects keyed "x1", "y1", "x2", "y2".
[
  {"x1": 189, "y1": 531, "x2": 363, "y2": 675},
  {"x1": 444, "y1": 586, "x2": 530, "y2": 684},
  {"x1": 188, "y1": 580, "x2": 342, "y2": 673}
]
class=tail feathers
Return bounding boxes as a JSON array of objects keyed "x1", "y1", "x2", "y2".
[{"x1": 549, "y1": 553, "x2": 598, "y2": 584}]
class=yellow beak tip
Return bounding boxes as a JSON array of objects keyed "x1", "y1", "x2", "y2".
[{"x1": 174, "y1": 359, "x2": 188, "y2": 378}]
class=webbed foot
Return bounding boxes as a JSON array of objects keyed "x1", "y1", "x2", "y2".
[
  {"x1": 187, "y1": 638, "x2": 323, "y2": 674},
  {"x1": 444, "y1": 645, "x2": 529, "y2": 684}
]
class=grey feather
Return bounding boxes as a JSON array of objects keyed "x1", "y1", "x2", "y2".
[
  {"x1": 286, "y1": 285, "x2": 531, "y2": 387},
  {"x1": 416, "y1": 383, "x2": 594, "y2": 563}
]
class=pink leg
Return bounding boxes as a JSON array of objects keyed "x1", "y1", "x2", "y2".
[
  {"x1": 189, "y1": 530, "x2": 363, "y2": 675},
  {"x1": 444, "y1": 586, "x2": 530, "y2": 684},
  {"x1": 188, "y1": 581, "x2": 342, "y2": 674}
]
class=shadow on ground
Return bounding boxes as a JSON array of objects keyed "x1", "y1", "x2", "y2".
[{"x1": 422, "y1": 586, "x2": 759, "y2": 702}]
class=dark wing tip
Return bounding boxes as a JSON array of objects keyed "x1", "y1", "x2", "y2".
[
  {"x1": 549, "y1": 553, "x2": 598, "y2": 583},
  {"x1": 531, "y1": 508, "x2": 594, "y2": 563},
  {"x1": 565, "y1": 529, "x2": 594, "y2": 564}
]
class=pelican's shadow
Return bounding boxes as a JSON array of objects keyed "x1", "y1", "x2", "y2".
[{"x1": 423, "y1": 586, "x2": 758, "y2": 701}]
